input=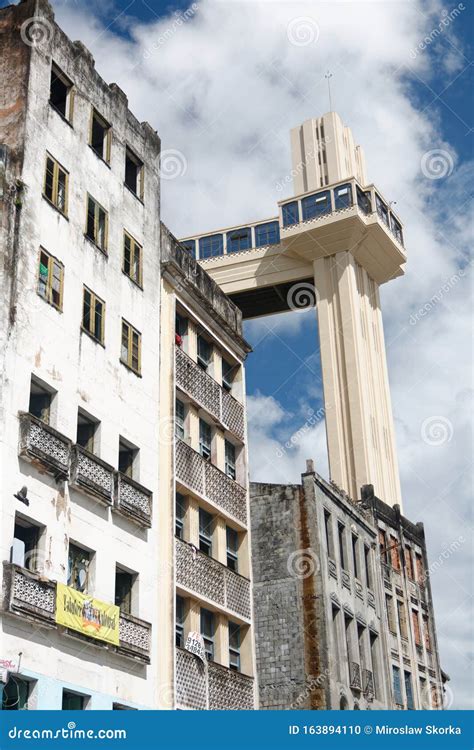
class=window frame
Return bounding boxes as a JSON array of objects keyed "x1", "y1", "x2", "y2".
[
  {"x1": 199, "y1": 507, "x2": 213, "y2": 556},
  {"x1": 81, "y1": 286, "x2": 105, "y2": 345},
  {"x1": 199, "y1": 419, "x2": 212, "y2": 460},
  {"x1": 226, "y1": 526, "x2": 239, "y2": 572},
  {"x1": 176, "y1": 595, "x2": 185, "y2": 648},
  {"x1": 254, "y1": 220, "x2": 280, "y2": 247},
  {"x1": 123, "y1": 230, "x2": 143, "y2": 287},
  {"x1": 200, "y1": 607, "x2": 215, "y2": 662},
  {"x1": 67, "y1": 542, "x2": 91, "y2": 593},
  {"x1": 125, "y1": 146, "x2": 144, "y2": 200},
  {"x1": 197, "y1": 335, "x2": 212, "y2": 371},
  {"x1": 49, "y1": 63, "x2": 74, "y2": 123},
  {"x1": 37, "y1": 247, "x2": 64, "y2": 311},
  {"x1": 89, "y1": 107, "x2": 112, "y2": 164},
  {"x1": 175, "y1": 493, "x2": 186, "y2": 539},
  {"x1": 228, "y1": 621, "x2": 241, "y2": 672},
  {"x1": 120, "y1": 319, "x2": 142, "y2": 375},
  {"x1": 175, "y1": 399, "x2": 185, "y2": 440},
  {"x1": 225, "y1": 439, "x2": 236, "y2": 480},
  {"x1": 85, "y1": 193, "x2": 109, "y2": 254},
  {"x1": 43, "y1": 153, "x2": 69, "y2": 216}
]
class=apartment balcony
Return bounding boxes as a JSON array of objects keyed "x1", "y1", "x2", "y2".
[
  {"x1": 175, "y1": 647, "x2": 254, "y2": 710},
  {"x1": 2, "y1": 563, "x2": 151, "y2": 663},
  {"x1": 114, "y1": 473, "x2": 153, "y2": 528},
  {"x1": 363, "y1": 669, "x2": 374, "y2": 700},
  {"x1": 175, "y1": 438, "x2": 247, "y2": 526},
  {"x1": 176, "y1": 538, "x2": 251, "y2": 621},
  {"x1": 70, "y1": 445, "x2": 115, "y2": 505},
  {"x1": 18, "y1": 412, "x2": 71, "y2": 480},
  {"x1": 176, "y1": 346, "x2": 245, "y2": 441},
  {"x1": 349, "y1": 661, "x2": 362, "y2": 691}
]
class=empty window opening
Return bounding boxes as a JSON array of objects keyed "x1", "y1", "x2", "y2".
[
  {"x1": 62, "y1": 690, "x2": 88, "y2": 710},
  {"x1": 12, "y1": 516, "x2": 41, "y2": 571},
  {"x1": 2, "y1": 676, "x2": 33, "y2": 710},
  {"x1": 199, "y1": 508, "x2": 213, "y2": 556},
  {"x1": 76, "y1": 410, "x2": 99, "y2": 454},
  {"x1": 49, "y1": 63, "x2": 73, "y2": 121},
  {"x1": 29, "y1": 377, "x2": 53, "y2": 424},
  {"x1": 90, "y1": 109, "x2": 111, "y2": 162},
  {"x1": 118, "y1": 438, "x2": 138, "y2": 479},
  {"x1": 115, "y1": 567, "x2": 135, "y2": 615},
  {"x1": 125, "y1": 147, "x2": 144, "y2": 198}
]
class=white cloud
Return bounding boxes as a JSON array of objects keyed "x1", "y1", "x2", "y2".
[{"x1": 54, "y1": 0, "x2": 473, "y2": 707}]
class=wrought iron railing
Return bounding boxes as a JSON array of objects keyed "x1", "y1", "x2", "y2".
[
  {"x1": 175, "y1": 647, "x2": 254, "y2": 710},
  {"x1": 18, "y1": 411, "x2": 71, "y2": 479},
  {"x1": 70, "y1": 445, "x2": 114, "y2": 505},
  {"x1": 3, "y1": 563, "x2": 151, "y2": 663},
  {"x1": 175, "y1": 538, "x2": 251, "y2": 620},
  {"x1": 175, "y1": 347, "x2": 245, "y2": 441},
  {"x1": 175, "y1": 438, "x2": 247, "y2": 525},
  {"x1": 114, "y1": 473, "x2": 153, "y2": 528}
]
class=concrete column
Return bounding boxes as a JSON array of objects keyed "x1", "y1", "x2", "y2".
[
  {"x1": 214, "y1": 515, "x2": 227, "y2": 566},
  {"x1": 188, "y1": 497, "x2": 199, "y2": 548}
]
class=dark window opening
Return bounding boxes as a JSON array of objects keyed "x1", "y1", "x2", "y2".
[
  {"x1": 282, "y1": 201, "x2": 299, "y2": 227},
  {"x1": 29, "y1": 378, "x2": 52, "y2": 424},
  {"x1": 225, "y1": 440, "x2": 236, "y2": 480},
  {"x1": 364, "y1": 545, "x2": 372, "y2": 588},
  {"x1": 115, "y1": 568, "x2": 134, "y2": 614},
  {"x1": 301, "y1": 190, "x2": 331, "y2": 221},
  {"x1": 197, "y1": 335, "x2": 212, "y2": 371},
  {"x1": 351, "y1": 534, "x2": 359, "y2": 579},
  {"x1": 76, "y1": 411, "x2": 98, "y2": 454},
  {"x1": 181, "y1": 239, "x2": 196, "y2": 258},
  {"x1": 226, "y1": 527, "x2": 238, "y2": 572},
  {"x1": 67, "y1": 543, "x2": 91, "y2": 593},
  {"x1": 12, "y1": 517, "x2": 40, "y2": 571},
  {"x1": 334, "y1": 183, "x2": 352, "y2": 210},
  {"x1": 175, "y1": 399, "x2": 185, "y2": 440},
  {"x1": 176, "y1": 595, "x2": 185, "y2": 648},
  {"x1": 176, "y1": 493, "x2": 186, "y2": 539},
  {"x1": 338, "y1": 523, "x2": 346, "y2": 570},
  {"x1": 229, "y1": 621, "x2": 241, "y2": 672},
  {"x1": 62, "y1": 690, "x2": 87, "y2": 710},
  {"x1": 90, "y1": 109, "x2": 110, "y2": 162},
  {"x1": 118, "y1": 438, "x2": 137, "y2": 478},
  {"x1": 125, "y1": 147, "x2": 143, "y2": 198},
  {"x1": 49, "y1": 64, "x2": 72, "y2": 120},
  {"x1": 199, "y1": 508, "x2": 213, "y2": 556},
  {"x1": 199, "y1": 419, "x2": 212, "y2": 460},
  {"x1": 2, "y1": 677, "x2": 32, "y2": 710}
]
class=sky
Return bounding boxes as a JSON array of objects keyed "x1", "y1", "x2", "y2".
[{"x1": 8, "y1": 0, "x2": 472, "y2": 708}]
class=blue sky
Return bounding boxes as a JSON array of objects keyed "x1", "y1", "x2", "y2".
[{"x1": 5, "y1": 0, "x2": 472, "y2": 708}]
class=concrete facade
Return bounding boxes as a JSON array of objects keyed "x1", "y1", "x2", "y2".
[{"x1": 250, "y1": 469, "x2": 446, "y2": 710}]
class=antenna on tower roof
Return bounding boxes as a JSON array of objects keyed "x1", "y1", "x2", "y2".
[{"x1": 325, "y1": 71, "x2": 333, "y2": 112}]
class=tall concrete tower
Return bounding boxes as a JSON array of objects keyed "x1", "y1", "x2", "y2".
[{"x1": 180, "y1": 112, "x2": 406, "y2": 508}]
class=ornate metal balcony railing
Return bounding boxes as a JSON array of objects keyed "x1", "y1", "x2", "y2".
[
  {"x1": 363, "y1": 668, "x2": 374, "y2": 700},
  {"x1": 349, "y1": 661, "x2": 362, "y2": 690},
  {"x1": 114, "y1": 473, "x2": 153, "y2": 528},
  {"x1": 175, "y1": 647, "x2": 254, "y2": 710},
  {"x1": 3, "y1": 564, "x2": 151, "y2": 663},
  {"x1": 18, "y1": 411, "x2": 71, "y2": 480},
  {"x1": 175, "y1": 438, "x2": 247, "y2": 525},
  {"x1": 70, "y1": 445, "x2": 115, "y2": 505},
  {"x1": 176, "y1": 347, "x2": 245, "y2": 441},
  {"x1": 176, "y1": 538, "x2": 251, "y2": 620}
]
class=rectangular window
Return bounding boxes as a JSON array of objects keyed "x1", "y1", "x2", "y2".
[
  {"x1": 226, "y1": 527, "x2": 238, "y2": 572},
  {"x1": 29, "y1": 378, "x2": 52, "y2": 424},
  {"x1": 200, "y1": 608, "x2": 215, "y2": 661},
  {"x1": 50, "y1": 63, "x2": 74, "y2": 122},
  {"x1": 324, "y1": 510, "x2": 334, "y2": 557},
  {"x1": 397, "y1": 600, "x2": 408, "y2": 639},
  {"x1": 199, "y1": 419, "x2": 212, "y2": 460},
  {"x1": 392, "y1": 665, "x2": 403, "y2": 706},
  {"x1": 82, "y1": 287, "x2": 105, "y2": 344},
  {"x1": 282, "y1": 201, "x2": 299, "y2": 226},
  {"x1": 199, "y1": 234, "x2": 223, "y2": 259},
  {"x1": 225, "y1": 440, "x2": 236, "y2": 480},
  {"x1": 376, "y1": 194, "x2": 389, "y2": 227},
  {"x1": 423, "y1": 615, "x2": 431, "y2": 651},
  {"x1": 404, "y1": 671, "x2": 414, "y2": 709},
  {"x1": 62, "y1": 691, "x2": 87, "y2": 710},
  {"x1": 115, "y1": 568, "x2": 134, "y2": 614},
  {"x1": 176, "y1": 595, "x2": 185, "y2": 648},
  {"x1": 176, "y1": 313, "x2": 188, "y2": 339},
  {"x1": 76, "y1": 410, "x2": 98, "y2": 453},
  {"x1": 175, "y1": 493, "x2": 186, "y2": 539},
  {"x1": 197, "y1": 335, "x2": 212, "y2": 370},
  {"x1": 369, "y1": 631, "x2": 379, "y2": 699},
  {"x1": 123, "y1": 231, "x2": 142, "y2": 286},
  {"x1": 405, "y1": 546, "x2": 414, "y2": 579},
  {"x1": 175, "y1": 399, "x2": 185, "y2": 440},
  {"x1": 199, "y1": 508, "x2": 213, "y2": 556},
  {"x1": 301, "y1": 190, "x2": 331, "y2": 221},
  {"x1": 351, "y1": 534, "x2": 359, "y2": 578},
  {"x1": 229, "y1": 621, "x2": 241, "y2": 672},
  {"x1": 86, "y1": 195, "x2": 108, "y2": 253},
  {"x1": 125, "y1": 147, "x2": 144, "y2": 199},
  {"x1": 118, "y1": 438, "x2": 138, "y2": 478},
  {"x1": 364, "y1": 545, "x2": 372, "y2": 588},
  {"x1": 390, "y1": 535, "x2": 401, "y2": 571},
  {"x1": 386, "y1": 594, "x2": 396, "y2": 633},
  {"x1": 90, "y1": 108, "x2": 111, "y2": 162},
  {"x1": 222, "y1": 358, "x2": 235, "y2": 392},
  {"x1": 12, "y1": 516, "x2": 41, "y2": 571},
  {"x1": 37, "y1": 248, "x2": 63, "y2": 310},
  {"x1": 227, "y1": 227, "x2": 251, "y2": 253},
  {"x1": 3, "y1": 677, "x2": 33, "y2": 710},
  {"x1": 412, "y1": 609, "x2": 421, "y2": 647},
  {"x1": 379, "y1": 529, "x2": 389, "y2": 564},
  {"x1": 338, "y1": 523, "x2": 346, "y2": 570},
  {"x1": 43, "y1": 154, "x2": 68, "y2": 215},
  {"x1": 67, "y1": 543, "x2": 91, "y2": 593},
  {"x1": 121, "y1": 320, "x2": 141, "y2": 374},
  {"x1": 334, "y1": 183, "x2": 352, "y2": 210},
  {"x1": 357, "y1": 186, "x2": 372, "y2": 215},
  {"x1": 415, "y1": 553, "x2": 424, "y2": 583},
  {"x1": 255, "y1": 221, "x2": 280, "y2": 247}
]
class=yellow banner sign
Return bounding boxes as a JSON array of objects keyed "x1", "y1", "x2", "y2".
[{"x1": 56, "y1": 583, "x2": 120, "y2": 646}]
